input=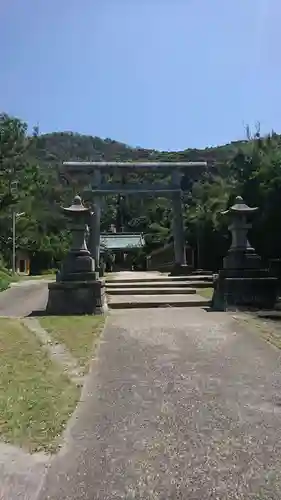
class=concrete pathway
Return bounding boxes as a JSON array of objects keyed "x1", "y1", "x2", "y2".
[
  {"x1": 36, "y1": 307, "x2": 281, "y2": 500},
  {"x1": 0, "y1": 443, "x2": 49, "y2": 500}
]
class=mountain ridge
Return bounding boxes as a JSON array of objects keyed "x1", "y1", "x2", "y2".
[{"x1": 34, "y1": 130, "x2": 253, "y2": 166}]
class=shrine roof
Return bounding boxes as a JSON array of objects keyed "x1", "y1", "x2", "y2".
[{"x1": 100, "y1": 233, "x2": 145, "y2": 250}]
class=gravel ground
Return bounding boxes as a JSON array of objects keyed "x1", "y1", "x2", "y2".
[{"x1": 36, "y1": 307, "x2": 281, "y2": 500}]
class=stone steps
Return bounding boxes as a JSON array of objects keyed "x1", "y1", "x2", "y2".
[
  {"x1": 105, "y1": 272, "x2": 213, "y2": 309},
  {"x1": 106, "y1": 287, "x2": 197, "y2": 295},
  {"x1": 107, "y1": 294, "x2": 210, "y2": 309}
]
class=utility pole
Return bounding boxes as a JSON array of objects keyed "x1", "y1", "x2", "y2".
[
  {"x1": 11, "y1": 180, "x2": 18, "y2": 275},
  {"x1": 12, "y1": 211, "x2": 25, "y2": 274},
  {"x1": 12, "y1": 210, "x2": 16, "y2": 274}
]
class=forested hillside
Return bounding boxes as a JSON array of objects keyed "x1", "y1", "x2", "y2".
[{"x1": 1, "y1": 112, "x2": 281, "y2": 272}]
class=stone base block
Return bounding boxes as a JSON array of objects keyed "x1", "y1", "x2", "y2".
[
  {"x1": 46, "y1": 280, "x2": 106, "y2": 315},
  {"x1": 169, "y1": 264, "x2": 193, "y2": 276},
  {"x1": 212, "y1": 273, "x2": 278, "y2": 311},
  {"x1": 269, "y1": 259, "x2": 281, "y2": 292},
  {"x1": 223, "y1": 249, "x2": 261, "y2": 270}
]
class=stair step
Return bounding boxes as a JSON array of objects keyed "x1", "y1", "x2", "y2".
[
  {"x1": 107, "y1": 294, "x2": 211, "y2": 309},
  {"x1": 191, "y1": 270, "x2": 213, "y2": 276},
  {"x1": 106, "y1": 281, "x2": 213, "y2": 289},
  {"x1": 107, "y1": 275, "x2": 213, "y2": 285},
  {"x1": 106, "y1": 287, "x2": 197, "y2": 295}
]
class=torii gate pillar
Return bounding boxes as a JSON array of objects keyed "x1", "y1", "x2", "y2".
[
  {"x1": 171, "y1": 170, "x2": 190, "y2": 275},
  {"x1": 88, "y1": 170, "x2": 101, "y2": 275}
]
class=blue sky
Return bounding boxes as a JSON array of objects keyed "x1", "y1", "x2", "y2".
[{"x1": 1, "y1": 0, "x2": 280, "y2": 151}]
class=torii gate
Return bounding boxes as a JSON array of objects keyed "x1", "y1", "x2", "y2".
[{"x1": 61, "y1": 161, "x2": 207, "y2": 275}]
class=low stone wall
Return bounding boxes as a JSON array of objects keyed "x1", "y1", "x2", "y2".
[{"x1": 147, "y1": 243, "x2": 193, "y2": 271}]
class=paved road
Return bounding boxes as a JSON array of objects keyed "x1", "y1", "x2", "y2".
[
  {"x1": 36, "y1": 307, "x2": 281, "y2": 500},
  {"x1": 0, "y1": 279, "x2": 49, "y2": 317}
]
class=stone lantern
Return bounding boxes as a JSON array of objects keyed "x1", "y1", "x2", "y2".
[
  {"x1": 221, "y1": 196, "x2": 260, "y2": 270},
  {"x1": 47, "y1": 195, "x2": 106, "y2": 315},
  {"x1": 59, "y1": 195, "x2": 96, "y2": 281},
  {"x1": 212, "y1": 196, "x2": 278, "y2": 310}
]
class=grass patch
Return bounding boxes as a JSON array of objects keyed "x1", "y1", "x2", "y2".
[
  {"x1": 0, "y1": 267, "x2": 55, "y2": 291},
  {"x1": 198, "y1": 287, "x2": 213, "y2": 299},
  {"x1": 39, "y1": 315, "x2": 105, "y2": 371},
  {"x1": 235, "y1": 313, "x2": 281, "y2": 351},
  {"x1": 0, "y1": 318, "x2": 79, "y2": 453},
  {"x1": 0, "y1": 268, "x2": 18, "y2": 291}
]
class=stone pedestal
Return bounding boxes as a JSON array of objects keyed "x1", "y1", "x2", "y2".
[
  {"x1": 269, "y1": 258, "x2": 281, "y2": 292},
  {"x1": 46, "y1": 195, "x2": 106, "y2": 315},
  {"x1": 269, "y1": 258, "x2": 281, "y2": 274},
  {"x1": 212, "y1": 269, "x2": 278, "y2": 310},
  {"x1": 212, "y1": 196, "x2": 278, "y2": 311},
  {"x1": 47, "y1": 280, "x2": 106, "y2": 315}
]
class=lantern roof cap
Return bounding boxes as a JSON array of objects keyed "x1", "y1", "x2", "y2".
[
  {"x1": 222, "y1": 196, "x2": 258, "y2": 216},
  {"x1": 62, "y1": 195, "x2": 90, "y2": 213}
]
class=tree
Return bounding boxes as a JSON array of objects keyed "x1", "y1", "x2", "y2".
[{"x1": 1, "y1": 112, "x2": 281, "y2": 273}]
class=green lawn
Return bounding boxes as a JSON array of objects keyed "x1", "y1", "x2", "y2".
[
  {"x1": 0, "y1": 318, "x2": 79, "y2": 453},
  {"x1": 198, "y1": 287, "x2": 213, "y2": 299},
  {"x1": 39, "y1": 315, "x2": 105, "y2": 371},
  {"x1": 0, "y1": 270, "x2": 55, "y2": 292}
]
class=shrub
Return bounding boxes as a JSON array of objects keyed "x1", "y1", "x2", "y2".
[{"x1": 0, "y1": 269, "x2": 14, "y2": 291}]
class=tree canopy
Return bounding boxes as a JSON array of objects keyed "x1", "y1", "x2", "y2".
[{"x1": 1, "y1": 112, "x2": 281, "y2": 272}]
